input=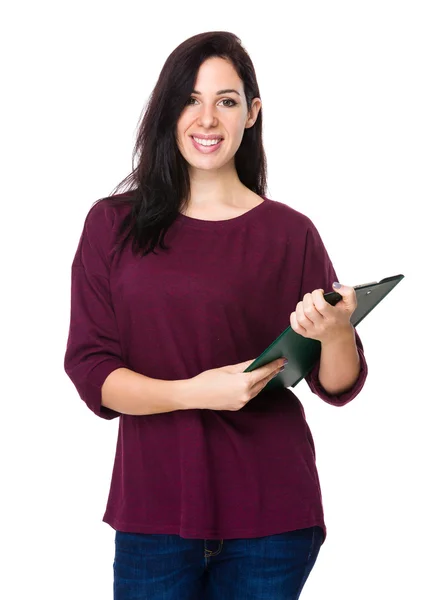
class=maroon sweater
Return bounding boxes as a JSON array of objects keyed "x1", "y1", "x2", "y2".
[{"x1": 64, "y1": 194, "x2": 368, "y2": 541}]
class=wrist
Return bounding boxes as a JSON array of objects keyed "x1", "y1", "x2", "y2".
[
  {"x1": 321, "y1": 325, "x2": 355, "y2": 349},
  {"x1": 172, "y1": 377, "x2": 199, "y2": 410}
]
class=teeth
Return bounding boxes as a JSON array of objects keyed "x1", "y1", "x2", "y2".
[{"x1": 193, "y1": 137, "x2": 222, "y2": 146}]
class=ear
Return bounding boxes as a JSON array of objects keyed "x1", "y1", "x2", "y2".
[{"x1": 245, "y1": 97, "x2": 262, "y2": 129}]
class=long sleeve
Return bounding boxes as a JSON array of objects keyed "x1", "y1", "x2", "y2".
[
  {"x1": 299, "y1": 220, "x2": 369, "y2": 407},
  {"x1": 64, "y1": 201, "x2": 128, "y2": 419}
]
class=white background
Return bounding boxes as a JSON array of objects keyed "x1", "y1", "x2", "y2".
[{"x1": 2, "y1": 1, "x2": 442, "y2": 599}]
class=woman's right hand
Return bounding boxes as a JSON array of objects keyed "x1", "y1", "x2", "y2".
[{"x1": 186, "y1": 357, "x2": 287, "y2": 411}]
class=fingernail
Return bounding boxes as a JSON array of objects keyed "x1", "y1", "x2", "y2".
[
  {"x1": 279, "y1": 365, "x2": 286, "y2": 372},
  {"x1": 333, "y1": 282, "x2": 341, "y2": 289},
  {"x1": 283, "y1": 359, "x2": 289, "y2": 365}
]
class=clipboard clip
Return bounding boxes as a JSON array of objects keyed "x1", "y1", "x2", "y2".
[{"x1": 353, "y1": 281, "x2": 378, "y2": 290}]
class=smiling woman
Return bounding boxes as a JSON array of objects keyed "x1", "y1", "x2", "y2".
[
  {"x1": 64, "y1": 30, "x2": 368, "y2": 600},
  {"x1": 175, "y1": 56, "x2": 262, "y2": 172},
  {"x1": 93, "y1": 32, "x2": 268, "y2": 256}
]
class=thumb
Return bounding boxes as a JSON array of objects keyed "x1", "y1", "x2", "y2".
[
  {"x1": 227, "y1": 359, "x2": 256, "y2": 373},
  {"x1": 332, "y1": 282, "x2": 354, "y2": 307}
]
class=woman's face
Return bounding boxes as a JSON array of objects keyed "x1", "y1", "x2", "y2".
[{"x1": 176, "y1": 57, "x2": 261, "y2": 172}]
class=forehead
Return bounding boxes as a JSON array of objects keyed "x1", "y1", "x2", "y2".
[{"x1": 194, "y1": 57, "x2": 243, "y2": 92}]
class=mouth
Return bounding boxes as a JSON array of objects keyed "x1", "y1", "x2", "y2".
[{"x1": 190, "y1": 136, "x2": 224, "y2": 154}]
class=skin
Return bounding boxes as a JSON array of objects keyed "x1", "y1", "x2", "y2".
[
  {"x1": 291, "y1": 284, "x2": 361, "y2": 395},
  {"x1": 290, "y1": 284, "x2": 357, "y2": 345},
  {"x1": 175, "y1": 56, "x2": 262, "y2": 211}
]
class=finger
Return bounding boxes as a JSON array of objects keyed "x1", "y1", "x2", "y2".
[
  {"x1": 331, "y1": 283, "x2": 358, "y2": 311},
  {"x1": 248, "y1": 359, "x2": 285, "y2": 386},
  {"x1": 264, "y1": 359, "x2": 285, "y2": 380},
  {"x1": 332, "y1": 282, "x2": 356, "y2": 299},
  {"x1": 295, "y1": 300, "x2": 308, "y2": 331},
  {"x1": 248, "y1": 369, "x2": 272, "y2": 394},
  {"x1": 268, "y1": 361, "x2": 288, "y2": 383},
  {"x1": 249, "y1": 372, "x2": 278, "y2": 398},
  {"x1": 311, "y1": 289, "x2": 329, "y2": 316},
  {"x1": 295, "y1": 299, "x2": 313, "y2": 332},
  {"x1": 302, "y1": 293, "x2": 324, "y2": 326}
]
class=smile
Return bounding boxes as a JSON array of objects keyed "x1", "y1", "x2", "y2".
[{"x1": 191, "y1": 137, "x2": 224, "y2": 154}]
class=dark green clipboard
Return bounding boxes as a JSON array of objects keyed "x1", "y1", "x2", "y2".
[{"x1": 244, "y1": 274, "x2": 405, "y2": 392}]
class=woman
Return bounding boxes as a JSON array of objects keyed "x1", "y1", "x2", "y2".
[{"x1": 64, "y1": 31, "x2": 368, "y2": 600}]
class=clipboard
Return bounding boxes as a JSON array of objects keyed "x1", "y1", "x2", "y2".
[{"x1": 243, "y1": 274, "x2": 405, "y2": 392}]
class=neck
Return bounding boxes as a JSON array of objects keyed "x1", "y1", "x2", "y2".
[{"x1": 186, "y1": 162, "x2": 246, "y2": 209}]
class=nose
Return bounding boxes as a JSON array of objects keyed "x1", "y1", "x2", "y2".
[{"x1": 197, "y1": 104, "x2": 218, "y2": 128}]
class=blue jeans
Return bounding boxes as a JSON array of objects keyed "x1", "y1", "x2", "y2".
[{"x1": 113, "y1": 526, "x2": 324, "y2": 599}]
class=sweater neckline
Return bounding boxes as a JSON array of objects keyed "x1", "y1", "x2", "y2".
[{"x1": 175, "y1": 196, "x2": 270, "y2": 230}]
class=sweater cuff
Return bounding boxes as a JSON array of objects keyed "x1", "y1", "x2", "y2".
[
  {"x1": 305, "y1": 338, "x2": 368, "y2": 407},
  {"x1": 68, "y1": 359, "x2": 126, "y2": 420}
]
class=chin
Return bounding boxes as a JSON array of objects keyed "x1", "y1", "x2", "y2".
[{"x1": 189, "y1": 163, "x2": 226, "y2": 172}]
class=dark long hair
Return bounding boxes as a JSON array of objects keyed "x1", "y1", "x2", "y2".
[{"x1": 100, "y1": 31, "x2": 268, "y2": 257}]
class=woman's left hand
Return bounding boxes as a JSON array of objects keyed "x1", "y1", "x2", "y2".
[{"x1": 290, "y1": 283, "x2": 357, "y2": 345}]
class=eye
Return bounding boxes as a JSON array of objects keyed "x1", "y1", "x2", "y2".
[
  {"x1": 221, "y1": 98, "x2": 237, "y2": 107},
  {"x1": 186, "y1": 97, "x2": 237, "y2": 107}
]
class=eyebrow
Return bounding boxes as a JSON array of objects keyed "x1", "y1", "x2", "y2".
[{"x1": 191, "y1": 89, "x2": 241, "y2": 96}]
